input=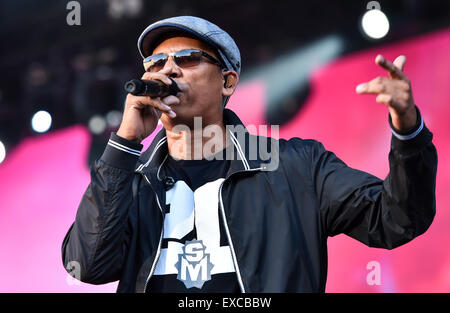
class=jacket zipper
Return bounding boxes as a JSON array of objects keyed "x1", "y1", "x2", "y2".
[
  {"x1": 135, "y1": 136, "x2": 167, "y2": 293},
  {"x1": 218, "y1": 166, "x2": 266, "y2": 293},
  {"x1": 141, "y1": 173, "x2": 165, "y2": 293}
]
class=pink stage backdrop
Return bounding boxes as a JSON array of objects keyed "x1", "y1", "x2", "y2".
[{"x1": 0, "y1": 29, "x2": 448, "y2": 292}]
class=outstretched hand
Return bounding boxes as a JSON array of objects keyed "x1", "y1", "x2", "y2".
[{"x1": 356, "y1": 55, "x2": 417, "y2": 131}]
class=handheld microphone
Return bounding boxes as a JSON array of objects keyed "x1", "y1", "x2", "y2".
[{"x1": 124, "y1": 78, "x2": 180, "y2": 98}]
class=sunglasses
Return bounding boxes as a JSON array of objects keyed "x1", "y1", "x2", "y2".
[{"x1": 143, "y1": 49, "x2": 225, "y2": 72}]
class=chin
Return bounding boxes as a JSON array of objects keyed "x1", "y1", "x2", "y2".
[{"x1": 160, "y1": 112, "x2": 194, "y2": 129}]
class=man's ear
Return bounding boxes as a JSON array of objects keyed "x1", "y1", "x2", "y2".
[{"x1": 221, "y1": 70, "x2": 239, "y2": 97}]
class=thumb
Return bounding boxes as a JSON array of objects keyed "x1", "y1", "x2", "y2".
[{"x1": 393, "y1": 55, "x2": 406, "y2": 71}]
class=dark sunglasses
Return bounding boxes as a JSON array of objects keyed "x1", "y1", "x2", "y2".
[{"x1": 143, "y1": 49, "x2": 225, "y2": 72}]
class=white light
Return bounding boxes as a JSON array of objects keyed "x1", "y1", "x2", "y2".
[
  {"x1": 107, "y1": 0, "x2": 142, "y2": 19},
  {"x1": 0, "y1": 141, "x2": 6, "y2": 164},
  {"x1": 105, "y1": 110, "x2": 122, "y2": 128},
  {"x1": 88, "y1": 115, "x2": 107, "y2": 135},
  {"x1": 31, "y1": 110, "x2": 52, "y2": 133},
  {"x1": 361, "y1": 9, "x2": 390, "y2": 39}
]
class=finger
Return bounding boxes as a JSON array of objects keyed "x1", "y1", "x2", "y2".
[
  {"x1": 356, "y1": 77, "x2": 410, "y2": 94},
  {"x1": 393, "y1": 55, "x2": 406, "y2": 72},
  {"x1": 356, "y1": 82, "x2": 398, "y2": 95},
  {"x1": 358, "y1": 83, "x2": 410, "y2": 101},
  {"x1": 376, "y1": 94, "x2": 410, "y2": 110},
  {"x1": 142, "y1": 105, "x2": 162, "y2": 120},
  {"x1": 376, "y1": 93, "x2": 393, "y2": 106},
  {"x1": 152, "y1": 106, "x2": 163, "y2": 120},
  {"x1": 161, "y1": 95, "x2": 180, "y2": 106},
  {"x1": 150, "y1": 98, "x2": 177, "y2": 118},
  {"x1": 131, "y1": 95, "x2": 175, "y2": 117},
  {"x1": 160, "y1": 95, "x2": 180, "y2": 118},
  {"x1": 369, "y1": 76, "x2": 410, "y2": 90},
  {"x1": 141, "y1": 72, "x2": 172, "y2": 85},
  {"x1": 375, "y1": 93, "x2": 409, "y2": 110},
  {"x1": 376, "y1": 93, "x2": 409, "y2": 112},
  {"x1": 375, "y1": 55, "x2": 408, "y2": 81}
]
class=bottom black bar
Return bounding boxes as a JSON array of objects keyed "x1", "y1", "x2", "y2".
[{"x1": 0, "y1": 293, "x2": 448, "y2": 312}]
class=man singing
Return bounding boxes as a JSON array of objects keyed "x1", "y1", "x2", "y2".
[{"x1": 62, "y1": 16, "x2": 437, "y2": 293}]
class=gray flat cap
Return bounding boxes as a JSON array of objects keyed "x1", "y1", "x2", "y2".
[{"x1": 137, "y1": 16, "x2": 241, "y2": 76}]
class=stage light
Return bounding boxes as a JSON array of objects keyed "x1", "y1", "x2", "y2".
[
  {"x1": 105, "y1": 110, "x2": 122, "y2": 128},
  {"x1": 0, "y1": 141, "x2": 5, "y2": 164},
  {"x1": 361, "y1": 8, "x2": 390, "y2": 39},
  {"x1": 88, "y1": 115, "x2": 106, "y2": 135},
  {"x1": 31, "y1": 110, "x2": 52, "y2": 133},
  {"x1": 107, "y1": 0, "x2": 143, "y2": 19}
]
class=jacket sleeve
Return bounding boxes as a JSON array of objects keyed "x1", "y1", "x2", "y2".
[
  {"x1": 310, "y1": 109, "x2": 437, "y2": 249},
  {"x1": 61, "y1": 132, "x2": 143, "y2": 284}
]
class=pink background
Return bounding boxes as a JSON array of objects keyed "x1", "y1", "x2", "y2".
[{"x1": 0, "y1": 28, "x2": 449, "y2": 292}]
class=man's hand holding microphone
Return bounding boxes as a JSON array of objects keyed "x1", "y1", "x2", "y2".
[{"x1": 117, "y1": 72, "x2": 180, "y2": 143}]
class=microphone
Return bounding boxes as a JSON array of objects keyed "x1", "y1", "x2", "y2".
[{"x1": 124, "y1": 78, "x2": 180, "y2": 98}]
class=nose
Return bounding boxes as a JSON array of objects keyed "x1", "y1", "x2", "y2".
[{"x1": 159, "y1": 56, "x2": 182, "y2": 78}]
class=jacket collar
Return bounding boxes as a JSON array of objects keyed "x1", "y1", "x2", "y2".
[{"x1": 135, "y1": 108, "x2": 272, "y2": 178}]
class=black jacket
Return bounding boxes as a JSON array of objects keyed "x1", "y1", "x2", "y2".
[{"x1": 62, "y1": 108, "x2": 437, "y2": 293}]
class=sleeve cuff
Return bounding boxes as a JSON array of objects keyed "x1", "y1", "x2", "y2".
[
  {"x1": 99, "y1": 132, "x2": 144, "y2": 170},
  {"x1": 389, "y1": 106, "x2": 423, "y2": 140},
  {"x1": 389, "y1": 107, "x2": 433, "y2": 153}
]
